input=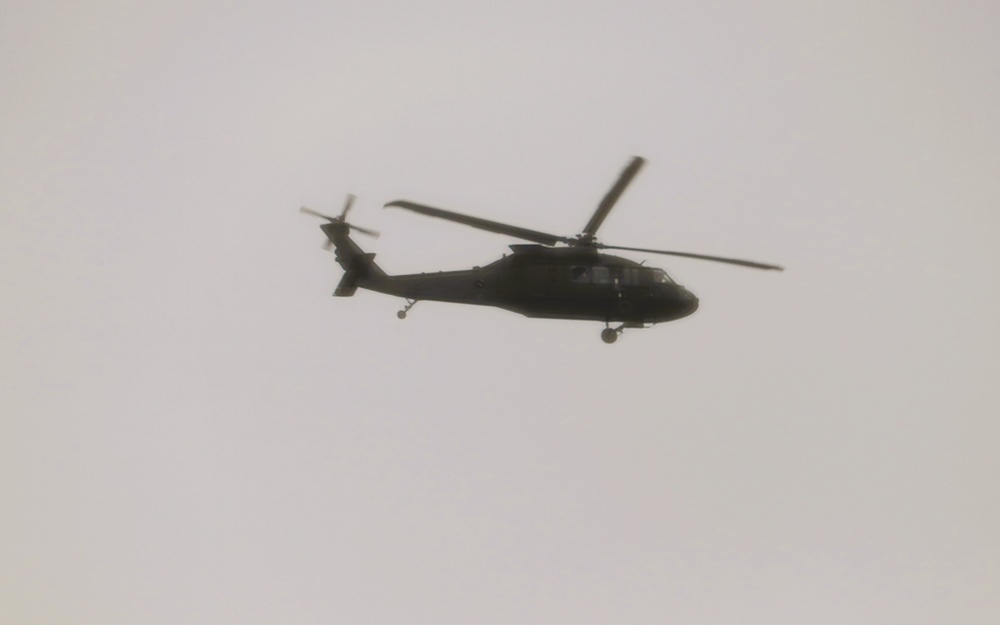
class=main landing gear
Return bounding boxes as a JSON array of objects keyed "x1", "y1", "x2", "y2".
[
  {"x1": 601, "y1": 323, "x2": 625, "y2": 344},
  {"x1": 397, "y1": 299, "x2": 418, "y2": 319}
]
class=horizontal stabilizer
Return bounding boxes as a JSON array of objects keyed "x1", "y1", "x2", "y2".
[{"x1": 334, "y1": 271, "x2": 359, "y2": 297}]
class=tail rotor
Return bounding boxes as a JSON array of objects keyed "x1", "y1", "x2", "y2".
[{"x1": 300, "y1": 194, "x2": 380, "y2": 249}]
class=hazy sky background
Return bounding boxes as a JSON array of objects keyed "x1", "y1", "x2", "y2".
[{"x1": 3, "y1": 1, "x2": 998, "y2": 623}]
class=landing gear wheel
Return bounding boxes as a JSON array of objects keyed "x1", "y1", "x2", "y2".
[
  {"x1": 397, "y1": 299, "x2": 417, "y2": 320},
  {"x1": 601, "y1": 328, "x2": 619, "y2": 344}
]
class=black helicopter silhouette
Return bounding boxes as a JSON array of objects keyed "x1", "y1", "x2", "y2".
[{"x1": 302, "y1": 156, "x2": 782, "y2": 343}]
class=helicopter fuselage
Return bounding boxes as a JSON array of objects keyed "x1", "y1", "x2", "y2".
[{"x1": 361, "y1": 244, "x2": 699, "y2": 325}]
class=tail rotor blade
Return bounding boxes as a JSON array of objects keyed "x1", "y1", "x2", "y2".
[
  {"x1": 300, "y1": 206, "x2": 337, "y2": 221},
  {"x1": 349, "y1": 223, "x2": 381, "y2": 238},
  {"x1": 340, "y1": 193, "x2": 356, "y2": 220}
]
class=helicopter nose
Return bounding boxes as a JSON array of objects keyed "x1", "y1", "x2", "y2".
[{"x1": 678, "y1": 287, "x2": 699, "y2": 314}]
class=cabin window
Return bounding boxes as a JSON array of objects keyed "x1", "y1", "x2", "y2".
[
  {"x1": 570, "y1": 266, "x2": 589, "y2": 282},
  {"x1": 623, "y1": 267, "x2": 640, "y2": 286},
  {"x1": 592, "y1": 266, "x2": 610, "y2": 284}
]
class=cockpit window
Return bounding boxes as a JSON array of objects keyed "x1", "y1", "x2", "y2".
[
  {"x1": 651, "y1": 268, "x2": 674, "y2": 284},
  {"x1": 570, "y1": 266, "x2": 589, "y2": 282}
]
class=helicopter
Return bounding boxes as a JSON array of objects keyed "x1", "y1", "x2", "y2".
[{"x1": 301, "y1": 156, "x2": 782, "y2": 343}]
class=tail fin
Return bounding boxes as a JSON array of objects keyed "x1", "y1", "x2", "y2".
[{"x1": 321, "y1": 222, "x2": 386, "y2": 297}]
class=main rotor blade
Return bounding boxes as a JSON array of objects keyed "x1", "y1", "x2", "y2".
[
  {"x1": 599, "y1": 244, "x2": 784, "y2": 271},
  {"x1": 384, "y1": 200, "x2": 572, "y2": 246},
  {"x1": 581, "y1": 156, "x2": 646, "y2": 237}
]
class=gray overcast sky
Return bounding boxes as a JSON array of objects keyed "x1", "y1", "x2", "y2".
[{"x1": 3, "y1": 1, "x2": 998, "y2": 623}]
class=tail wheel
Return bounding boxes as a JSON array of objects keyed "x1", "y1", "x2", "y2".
[{"x1": 397, "y1": 299, "x2": 417, "y2": 319}]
